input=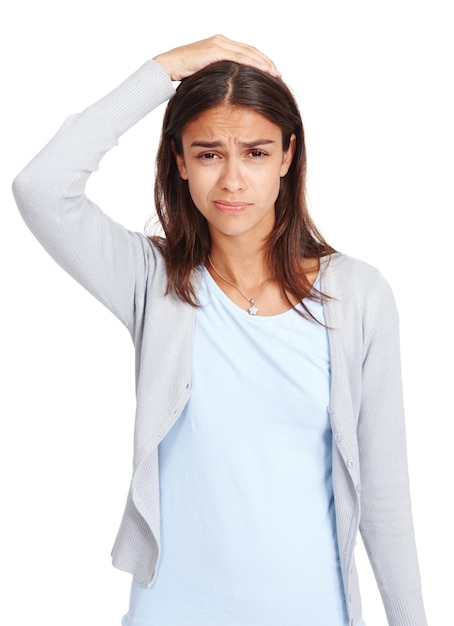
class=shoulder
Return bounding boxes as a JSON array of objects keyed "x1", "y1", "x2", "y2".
[
  {"x1": 320, "y1": 252, "x2": 399, "y2": 333},
  {"x1": 321, "y1": 252, "x2": 392, "y2": 300},
  {"x1": 321, "y1": 251, "x2": 382, "y2": 282}
]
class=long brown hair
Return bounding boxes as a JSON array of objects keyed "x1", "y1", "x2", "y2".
[{"x1": 151, "y1": 61, "x2": 335, "y2": 311}]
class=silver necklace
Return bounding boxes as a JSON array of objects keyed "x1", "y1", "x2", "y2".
[{"x1": 207, "y1": 255, "x2": 268, "y2": 315}]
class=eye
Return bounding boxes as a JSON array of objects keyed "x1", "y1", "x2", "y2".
[
  {"x1": 198, "y1": 152, "x2": 219, "y2": 160},
  {"x1": 248, "y1": 149, "x2": 267, "y2": 158}
]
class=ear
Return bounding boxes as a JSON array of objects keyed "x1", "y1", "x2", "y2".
[
  {"x1": 172, "y1": 140, "x2": 189, "y2": 180},
  {"x1": 280, "y1": 134, "x2": 296, "y2": 177}
]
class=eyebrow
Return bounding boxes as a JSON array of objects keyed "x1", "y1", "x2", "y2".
[{"x1": 189, "y1": 139, "x2": 276, "y2": 149}]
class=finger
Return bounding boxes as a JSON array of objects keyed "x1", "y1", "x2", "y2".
[
  {"x1": 208, "y1": 35, "x2": 281, "y2": 77},
  {"x1": 154, "y1": 35, "x2": 280, "y2": 81}
]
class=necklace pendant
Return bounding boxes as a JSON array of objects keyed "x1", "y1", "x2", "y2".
[{"x1": 248, "y1": 300, "x2": 259, "y2": 315}]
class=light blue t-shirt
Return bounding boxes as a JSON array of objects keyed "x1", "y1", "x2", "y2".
[{"x1": 123, "y1": 268, "x2": 348, "y2": 626}]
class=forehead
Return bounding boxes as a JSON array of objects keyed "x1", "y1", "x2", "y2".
[{"x1": 182, "y1": 105, "x2": 282, "y2": 142}]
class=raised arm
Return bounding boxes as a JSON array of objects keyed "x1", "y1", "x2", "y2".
[
  {"x1": 12, "y1": 36, "x2": 278, "y2": 331},
  {"x1": 12, "y1": 59, "x2": 174, "y2": 330}
]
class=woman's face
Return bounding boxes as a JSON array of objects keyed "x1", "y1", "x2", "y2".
[{"x1": 175, "y1": 105, "x2": 295, "y2": 246}]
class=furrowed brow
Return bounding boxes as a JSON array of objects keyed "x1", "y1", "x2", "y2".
[
  {"x1": 189, "y1": 139, "x2": 276, "y2": 149},
  {"x1": 240, "y1": 139, "x2": 276, "y2": 149},
  {"x1": 190, "y1": 141, "x2": 223, "y2": 149}
]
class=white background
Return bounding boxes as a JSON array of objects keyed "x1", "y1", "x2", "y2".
[{"x1": 1, "y1": 1, "x2": 452, "y2": 624}]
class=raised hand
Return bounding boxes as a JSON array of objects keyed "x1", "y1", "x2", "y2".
[{"x1": 153, "y1": 34, "x2": 280, "y2": 81}]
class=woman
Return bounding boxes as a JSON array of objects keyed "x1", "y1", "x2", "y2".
[{"x1": 13, "y1": 35, "x2": 427, "y2": 625}]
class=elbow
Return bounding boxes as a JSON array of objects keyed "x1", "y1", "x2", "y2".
[
  {"x1": 12, "y1": 159, "x2": 52, "y2": 223},
  {"x1": 12, "y1": 165, "x2": 36, "y2": 217}
]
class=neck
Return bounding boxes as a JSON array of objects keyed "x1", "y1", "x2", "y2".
[{"x1": 207, "y1": 242, "x2": 271, "y2": 292}]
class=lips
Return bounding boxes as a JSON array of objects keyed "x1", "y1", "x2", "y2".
[{"x1": 213, "y1": 200, "x2": 251, "y2": 214}]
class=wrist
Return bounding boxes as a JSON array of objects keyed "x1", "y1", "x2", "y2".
[{"x1": 152, "y1": 53, "x2": 175, "y2": 81}]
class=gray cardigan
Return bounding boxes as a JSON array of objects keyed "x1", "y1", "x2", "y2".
[{"x1": 12, "y1": 60, "x2": 427, "y2": 626}]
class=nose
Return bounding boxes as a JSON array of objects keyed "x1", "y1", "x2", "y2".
[{"x1": 218, "y1": 158, "x2": 245, "y2": 193}]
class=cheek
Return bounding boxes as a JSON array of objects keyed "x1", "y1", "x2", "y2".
[
  {"x1": 186, "y1": 167, "x2": 215, "y2": 198},
  {"x1": 186, "y1": 173, "x2": 203, "y2": 198},
  {"x1": 184, "y1": 161, "x2": 282, "y2": 205},
  {"x1": 266, "y1": 173, "x2": 283, "y2": 200},
  {"x1": 185, "y1": 175, "x2": 211, "y2": 216}
]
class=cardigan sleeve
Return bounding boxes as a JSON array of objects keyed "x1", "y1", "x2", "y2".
[
  {"x1": 12, "y1": 61, "x2": 175, "y2": 331},
  {"x1": 358, "y1": 276, "x2": 427, "y2": 625}
]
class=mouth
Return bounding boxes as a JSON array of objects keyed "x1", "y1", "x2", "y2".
[{"x1": 213, "y1": 201, "x2": 251, "y2": 214}]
